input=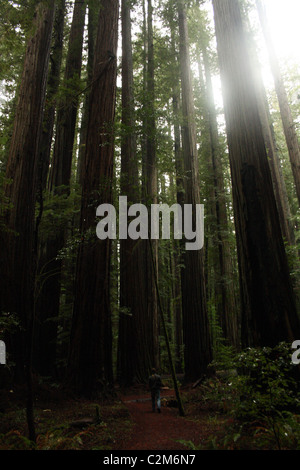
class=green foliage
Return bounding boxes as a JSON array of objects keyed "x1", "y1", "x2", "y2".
[
  {"x1": 0, "y1": 0, "x2": 30, "y2": 84},
  {"x1": 285, "y1": 239, "x2": 300, "y2": 298},
  {"x1": 178, "y1": 343, "x2": 300, "y2": 450},
  {"x1": 0, "y1": 397, "x2": 132, "y2": 450},
  {"x1": 0, "y1": 312, "x2": 20, "y2": 336},
  {"x1": 176, "y1": 439, "x2": 197, "y2": 450},
  {"x1": 37, "y1": 185, "x2": 81, "y2": 239},
  {"x1": 0, "y1": 430, "x2": 36, "y2": 450},
  {"x1": 234, "y1": 343, "x2": 300, "y2": 419},
  {"x1": 267, "y1": 61, "x2": 300, "y2": 222},
  {"x1": 0, "y1": 0, "x2": 39, "y2": 167},
  {"x1": 0, "y1": 174, "x2": 13, "y2": 232},
  {"x1": 203, "y1": 342, "x2": 300, "y2": 449},
  {"x1": 0, "y1": 93, "x2": 18, "y2": 167}
]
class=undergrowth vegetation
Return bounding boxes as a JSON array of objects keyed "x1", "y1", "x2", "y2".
[
  {"x1": 182, "y1": 342, "x2": 300, "y2": 450},
  {"x1": 1, "y1": 342, "x2": 300, "y2": 450},
  {"x1": 0, "y1": 387, "x2": 133, "y2": 450}
]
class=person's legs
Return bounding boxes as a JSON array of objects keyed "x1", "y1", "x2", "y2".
[
  {"x1": 151, "y1": 391, "x2": 156, "y2": 412},
  {"x1": 157, "y1": 389, "x2": 161, "y2": 413}
]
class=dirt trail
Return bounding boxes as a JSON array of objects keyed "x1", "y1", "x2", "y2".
[{"x1": 119, "y1": 389, "x2": 204, "y2": 451}]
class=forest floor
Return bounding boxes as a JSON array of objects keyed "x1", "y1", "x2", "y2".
[
  {"x1": 0, "y1": 377, "x2": 234, "y2": 451},
  {"x1": 0, "y1": 370, "x2": 300, "y2": 452},
  {"x1": 0, "y1": 374, "x2": 293, "y2": 451},
  {"x1": 117, "y1": 385, "x2": 224, "y2": 450}
]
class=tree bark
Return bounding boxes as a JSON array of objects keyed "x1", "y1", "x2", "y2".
[
  {"x1": 255, "y1": 66, "x2": 295, "y2": 246},
  {"x1": 212, "y1": 0, "x2": 300, "y2": 347},
  {"x1": 77, "y1": 0, "x2": 99, "y2": 186},
  {"x1": 34, "y1": 0, "x2": 86, "y2": 376},
  {"x1": 117, "y1": 0, "x2": 150, "y2": 386},
  {"x1": 178, "y1": 0, "x2": 212, "y2": 381},
  {"x1": 256, "y1": 0, "x2": 300, "y2": 207},
  {"x1": 144, "y1": 0, "x2": 159, "y2": 371},
  {"x1": 0, "y1": 1, "x2": 55, "y2": 441},
  {"x1": 49, "y1": 0, "x2": 86, "y2": 192},
  {"x1": 37, "y1": 0, "x2": 66, "y2": 193},
  {"x1": 244, "y1": 11, "x2": 295, "y2": 246},
  {"x1": 0, "y1": 0, "x2": 55, "y2": 378},
  {"x1": 33, "y1": 0, "x2": 66, "y2": 376},
  {"x1": 67, "y1": 0, "x2": 119, "y2": 397},
  {"x1": 201, "y1": 46, "x2": 240, "y2": 350},
  {"x1": 170, "y1": 23, "x2": 184, "y2": 372}
]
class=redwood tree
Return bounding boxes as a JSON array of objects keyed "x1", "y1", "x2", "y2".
[
  {"x1": 178, "y1": 0, "x2": 212, "y2": 380},
  {"x1": 256, "y1": 0, "x2": 300, "y2": 207},
  {"x1": 34, "y1": 0, "x2": 87, "y2": 376},
  {"x1": 37, "y1": 0, "x2": 66, "y2": 193},
  {"x1": 144, "y1": 0, "x2": 159, "y2": 371},
  {"x1": 202, "y1": 46, "x2": 240, "y2": 349},
  {"x1": 212, "y1": 0, "x2": 300, "y2": 347},
  {"x1": 77, "y1": 0, "x2": 99, "y2": 185},
  {"x1": 67, "y1": 0, "x2": 119, "y2": 397},
  {"x1": 0, "y1": 0, "x2": 55, "y2": 441},
  {"x1": 117, "y1": 0, "x2": 151, "y2": 386},
  {"x1": 0, "y1": 0, "x2": 55, "y2": 378}
]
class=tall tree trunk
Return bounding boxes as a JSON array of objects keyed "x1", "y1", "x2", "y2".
[
  {"x1": 0, "y1": 0, "x2": 55, "y2": 376},
  {"x1": 77, "y1": 0, "x2": 99, "y2": 186},
  {"x1": 212, "y1": 0, "x2": 300, "y2": 347},
  {"x1": 255, "y1": 0, "x2": 300, "y2": 207},
  {"x1": 245, "y1": 13, "x2": 295, "y2": 246},
  {"x1": 141, "y1": 0, "x2": 148, "y2": 197},
  {"x1": 37, "y1": 0, "x2": 66, "y2": 193},
  {"x1": 117, "y1": 0, "x2": 150, "y2": 386},
  {"x1": 33, "y1": 0, "x2": 66, "y2": 375},
  {"x1": 202, "y1": 47, "x2": 240, "y2": 350},
  {"x1": 0, "y1": 0, "x2": 55, "y2": 440},
  {"x1": 49, "y1": 0, "x2": 86, "y2": 192},
  {"x1": 170, "y1": 23, "x2": 184, "y2": 372},
  {"x1": 177, "y1": 0, "x2": 212, "y2": 381},
  {"x1": 144, "y1": 0, "x2": 159, "y2": 371},
  {"x1": 255, "y1": 65, "x2": 295, "y2": 246},
  {"x1": 67, "y1": 0, "x2": 119, "y2": 397},
  {"x1": 34, "y1": 0, "x2": 86, "y2": 376}
]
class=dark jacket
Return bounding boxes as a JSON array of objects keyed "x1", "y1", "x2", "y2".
[{"x1": 149, "y1": 373, "x2": 162, "y2": 392}]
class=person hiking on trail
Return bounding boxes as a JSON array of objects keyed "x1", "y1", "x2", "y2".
[{"x1": 149, "y1": 368, "x2": 163, "y2": 413}]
